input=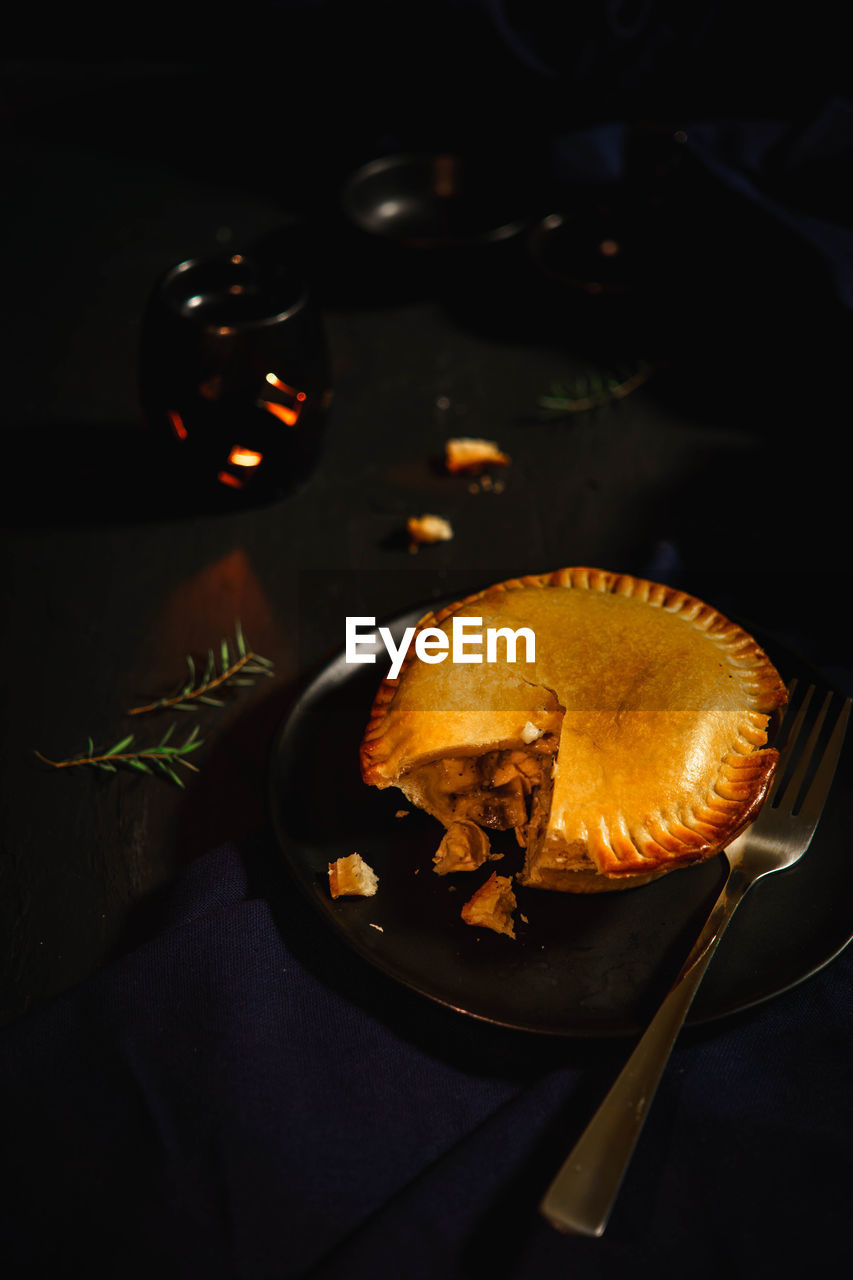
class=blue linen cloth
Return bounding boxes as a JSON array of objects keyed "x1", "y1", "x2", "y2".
[
  {"x1": 544, "y1": 108, "x2": 853, "y2": 312},
  {"x1": 1, "y1": 835, "x2": 851, "y2": 1278},
  {"x1": 482, "y1": 0, "x2": 853, "y2": 312}
]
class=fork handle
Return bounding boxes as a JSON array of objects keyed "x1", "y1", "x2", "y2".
[{"x1": 539, "y1": 860, "x2": 752, "y2": 1237}]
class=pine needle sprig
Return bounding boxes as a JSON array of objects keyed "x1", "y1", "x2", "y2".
[
  {"x1": 127, "y1": 622, "x2": 274, "y2": 717},
  {"x1": 538, "y1": 360, "x2": 655, "y2": 417},
  {"x1": 34, "y1": 725, "x2": 203, "y2": 788}
]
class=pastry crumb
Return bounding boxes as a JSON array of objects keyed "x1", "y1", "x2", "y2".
[
  {"x1": 328, "y1": 853, "x2": 379, "y2": 899},
  {"x1": 395, "y1": 809, "x2": 410, "y2": 819},
  {"x1": 461, "y1": 872, "x2": 517, "y2": 938},
  {"x1": 407, "y1": 514, "x2": 454, "y2": 552},
  {"x1": 433, "y1": 820, "x2": 498, "y2": 875},
  {"x1": 445, "y1": 437, "x2": 510, "y2": 474},
  {"x1": 521, "y1": 720, "x2": 542, "y2": 744},
  {"x1": 369, "y1": 922, "x2": 384, "y2": 932}
]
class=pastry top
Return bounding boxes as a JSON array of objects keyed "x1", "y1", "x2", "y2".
[{"x1": 361, "y1": 568, "x2": 788, "y2": 883}]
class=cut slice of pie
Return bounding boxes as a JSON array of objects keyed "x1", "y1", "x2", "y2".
[{"x1": 360, "y1": 568, "x2": 788, "y2": 892}]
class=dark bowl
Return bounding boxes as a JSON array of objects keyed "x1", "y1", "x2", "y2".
[{"x1": 341, "y1": 153, "x2": 534, "y2": 249}]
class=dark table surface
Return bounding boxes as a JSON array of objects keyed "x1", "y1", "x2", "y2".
[{"x1": 2, "y1": 38, "x2": 852, "y2": 1278}]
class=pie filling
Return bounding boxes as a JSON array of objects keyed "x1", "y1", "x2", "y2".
[
  {"x1": 397, "y1": 717, "x2": 620, "y2": 884},
  {"x1": 521, "y1": 754, "x2": 597, "y2": 875},
  {"x1": 398, "y1": 738, "x2": 557, "y2": 839},
  {"x1": 398, "y1": 722, "x2": 712, "y2": 890}
]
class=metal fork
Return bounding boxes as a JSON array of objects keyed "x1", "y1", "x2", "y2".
[{"x1": 540, "y1": 682, "x2": 851, "y2": 1237}]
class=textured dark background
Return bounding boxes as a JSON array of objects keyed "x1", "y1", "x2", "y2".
[
  {"x1": 2, "y1": 13, "x2": 852, "y2": 1279},
  {"x1": 2, "y1": 4, "x2": 851, "y2": 1022}
]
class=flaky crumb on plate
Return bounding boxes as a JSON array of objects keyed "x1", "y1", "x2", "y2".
[{"x1": 328, "y1": 853, "x2": 379, "y2": 898}]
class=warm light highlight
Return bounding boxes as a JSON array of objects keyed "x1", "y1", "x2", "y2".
[
  {"x1": 260, "y1": 400, "x2": 299, "y2": 427},
  {"x1": 217, "y1": 470, "x2": 244, "y2": 490},
  {"x1": 168, "y1": 409, "x2": 188, "y2": 440},
  {"x1": 228, "y1": 446, "x2": 263, "y2": 468},
  {"x1": 262, "y1": 373, "x2": 308, "y2": 426}
]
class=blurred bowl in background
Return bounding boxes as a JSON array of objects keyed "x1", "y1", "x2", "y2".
[{"x1": 341, "y1": 154, "x2": 534, "y2": 248}]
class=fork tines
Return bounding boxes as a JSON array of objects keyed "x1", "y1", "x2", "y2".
[{"x1": 771, "y1": 681, "x2": 851, "y2": 818}]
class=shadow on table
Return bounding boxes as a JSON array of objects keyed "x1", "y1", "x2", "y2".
[{"x1": 0, "y1": 421, "x2": 324, "y2": 530}]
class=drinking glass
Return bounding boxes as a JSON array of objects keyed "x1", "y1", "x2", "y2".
[{"x1": 138, "y1": 247, "x2": 331, "y2": 502}]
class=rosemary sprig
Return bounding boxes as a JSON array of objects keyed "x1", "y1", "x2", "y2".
[
  {"x1": 34, "y1": 725, "x2": 203, "y2": 788},
  {"x1": 127, "y1": 622, "x2": 274, "y2": 716},
  {"x1": 538, "y1": 361, "x2": 655, "y2": 416}
]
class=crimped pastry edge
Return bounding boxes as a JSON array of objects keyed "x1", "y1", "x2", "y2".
[{"x1": 359, "y1": 567, "x2": 788, "y2": 888}]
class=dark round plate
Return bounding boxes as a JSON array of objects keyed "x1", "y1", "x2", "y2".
[{"x1": 268, "y1": 606, "x2": 853, "y2": 1037}]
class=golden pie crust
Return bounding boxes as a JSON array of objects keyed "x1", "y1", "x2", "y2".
[{"x1": 360, "y1": 568, "x2": 788, "y2": 892}]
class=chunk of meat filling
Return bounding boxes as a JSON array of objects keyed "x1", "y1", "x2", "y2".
[
  {"x1": 433, "y1": 820, "x2": 497, "y2": 874},
  {"x1": 401, "y1": 740, "x2": 554, "y2": 835},
  {"x1": 461, "y1": 872, "x2": 517, "y2": 938}
]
